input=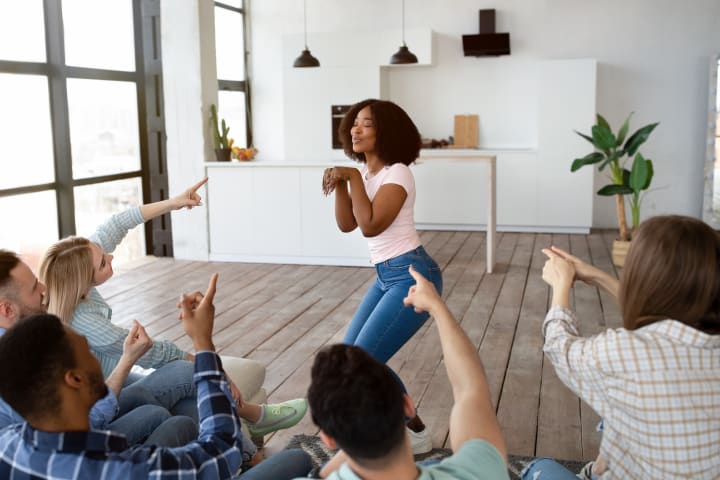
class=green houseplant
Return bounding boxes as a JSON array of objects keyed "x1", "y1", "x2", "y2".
[
  {"x1": 210, "y1": 104, "x2": 232, "y2": 161},
  {"x1": 571, "y1": 113, "x2": 658, "y2": 265}
]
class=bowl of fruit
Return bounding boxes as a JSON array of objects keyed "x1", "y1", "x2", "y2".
[{"x1": 231, "y1": 145, "x2": 258, "y2": 161}]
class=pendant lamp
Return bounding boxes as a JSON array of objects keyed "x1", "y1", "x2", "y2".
[
  {"x1": 293, "y1": 0, "x2": 320, "y2": 68},
  {"x1": 389, "y1": 0, "x2": 418, "y2": 64}
]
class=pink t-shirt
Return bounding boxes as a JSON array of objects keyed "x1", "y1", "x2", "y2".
[{"x1": 360, "y1": 163, "x2": 421, "y2": 264}]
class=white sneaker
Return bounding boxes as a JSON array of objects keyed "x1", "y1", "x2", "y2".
[{"x1": 407, "y1": 426, "x2": 432, "y2": 455}]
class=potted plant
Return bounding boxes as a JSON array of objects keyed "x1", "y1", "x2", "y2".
[
  {"x1": 571, "y1": 113, "x2": 659, "y2": 266},
  {"x1": 210, "y1": 104, "x2": 232, "y2": 161}
]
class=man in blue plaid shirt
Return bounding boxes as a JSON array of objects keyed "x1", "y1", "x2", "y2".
[{"x1": 0, "y1": 273, "x2": 311, "y2": 479}]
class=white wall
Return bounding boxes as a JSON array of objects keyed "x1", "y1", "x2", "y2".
[
  {"x1": 248, "y1": 0, "x2": 720, "y2": 228},
  {"x1": 161, "y1": 0, "x2": 217, "y2": 260}
]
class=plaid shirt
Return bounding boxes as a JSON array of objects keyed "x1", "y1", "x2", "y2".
[
  {"x1": 543, "y1": 306, "x2": 720, "y2": 479},
  {"x1": 73, "y1": 207, "x2": 186, "y2": 378},
  {"x1": 0, "y1": 351, "x2": 242, "y2": 479}
]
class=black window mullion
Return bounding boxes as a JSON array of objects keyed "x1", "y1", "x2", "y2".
[
  {"x1": 242, "y1": 0, "x2": 252, "y2": 146},
  {"x1": 44, "y1": 0, "x2": 75, "y2": 238},
  {"x1": 137, "y1": 0, "x2": 172, "y2": 257}
]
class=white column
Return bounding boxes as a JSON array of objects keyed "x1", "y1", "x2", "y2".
[{"x1": 160, "y1": 0, "x2": 217, "y2": 260}]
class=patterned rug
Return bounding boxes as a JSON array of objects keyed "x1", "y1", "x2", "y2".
[{"x1": 285, "y1": 434, "x2": 586, "y2": 479}]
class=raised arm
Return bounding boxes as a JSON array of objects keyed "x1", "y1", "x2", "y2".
[
  {"x1": 403, "y1": 266, "x2": 507, "y2": 460},
  {"x1": 140, "y1": 177, "x2": 208, "y2": 221},
  {"x1": 105, "y1": 320, "x2": 153, "y2": 397},
  {"x1": 89, "y1": 178, "x2": 207, "y2": 254}
]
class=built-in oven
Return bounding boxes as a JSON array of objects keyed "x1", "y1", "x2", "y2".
[{"x1": 331, "y1": 105, "x2": 351, "y2": 149}]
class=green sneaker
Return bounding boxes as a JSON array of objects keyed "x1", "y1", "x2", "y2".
[{"x1": 245, "y1": 398, "x2": 308, "y2": 437}]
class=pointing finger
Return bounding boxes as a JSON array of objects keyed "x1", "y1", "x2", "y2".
[
  {"x1": 407, "y1": 264, "x2": 421, "y2": 281},
  {"x1": 200, "y1": 273, "x2": 219, "y2": 306},
  {"x1": 189, "y1": 177, "x2": 209, "y2": 193}
]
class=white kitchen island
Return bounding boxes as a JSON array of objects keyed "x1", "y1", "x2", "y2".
[{"x1": 205, "y1": 151, "x2": 505, "y2": 271}]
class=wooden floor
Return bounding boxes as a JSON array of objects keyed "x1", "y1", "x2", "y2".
[{"x1": 101, "y1": 229, "x2": 622, "y2": 461}]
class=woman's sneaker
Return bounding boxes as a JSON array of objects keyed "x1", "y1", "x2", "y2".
[
  {"x1": 245, "y1": 399, "x2": 308, "y2": 438},
  {"x1": 407, "y1": 426, "x2": 432, "y2": 455}
]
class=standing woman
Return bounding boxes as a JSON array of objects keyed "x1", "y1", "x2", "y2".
[{"x1": 323, "y1": 99, "x2": 443, "y2": 454}]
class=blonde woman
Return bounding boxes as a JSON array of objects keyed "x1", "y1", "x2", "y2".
[{"x1": 39, "y1": 178, "x2": 306, "y2": 459}]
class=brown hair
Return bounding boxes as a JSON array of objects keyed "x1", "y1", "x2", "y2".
[
  {"x1": 338, "y1": 99, "x2": 421, "y2": 166},
  {"x1": 38, "y1": 237, "x2": 94, "y2": 324},
  {"x1": 619, "y1": 215, "x2": 720, "y2": 333},
  {"x1": 0, "y1": 250, "x2": 21, "y2": 296}
]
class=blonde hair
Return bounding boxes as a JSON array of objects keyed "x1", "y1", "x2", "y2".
[{"x1": 38, "y1": 237, "x2": 94, "y2": 324}]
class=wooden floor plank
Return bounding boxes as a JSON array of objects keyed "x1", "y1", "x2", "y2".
[
  {"x1": 496, "y1": 233, "x2": 548, "y2": 457},
  {"x1": 569, "y1": 234, "x2": 603, "y2": 461},
  {"x1": 536, "y1": 234, "x2": 583, "y2": 460}
]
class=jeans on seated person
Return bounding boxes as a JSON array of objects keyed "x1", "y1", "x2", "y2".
[
  {"x1": 236, "y1": 449, "x2": 313, "y2": 480},
  {"x1": 118, "y1": 359, "x2": 258, "y2": 461},
  {"x1": 520, "y1": 458, "x2": 578, "y2": 480},
  {"x1": 120, "y1": 360, "x2": 196, "y2": 419},
  {"x1": 143, "y1": 415, "x2": 198, "y2": 447}
]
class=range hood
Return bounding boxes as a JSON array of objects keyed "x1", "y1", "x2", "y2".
[{"x1": 462, "y1": 9, "x2": 510, "y2": 57}]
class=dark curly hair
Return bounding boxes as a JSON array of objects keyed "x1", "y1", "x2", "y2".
[
  {"x1": 307, "y1": 344, "x2": 406, "y2": 466},
  {"x1": 338, "y1": 99, "x2": 421, "y2": 165},
  {"x1": 0, "y1": 314, "x2": 77, "y2": 420}
]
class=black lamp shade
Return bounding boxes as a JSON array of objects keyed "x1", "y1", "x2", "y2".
[
  {"x1": 389, "y1": 44, "x2": 418, "y2": 64},
  {"x1": 293, "y1": 48, "x2": 320, "y2": 68}
]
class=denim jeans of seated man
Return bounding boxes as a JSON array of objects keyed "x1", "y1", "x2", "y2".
[
  {"x1": 521, "y1": 458, "x2": 578, "y2": 480},
  {"x1": 236, "y1": 449, "x2": 312, "y2": 480},
  {"x1": 118, "y1": 359, "x2": 258, "y2": 461},
  {"x1": 107, "y1": 404, "x2": 197, "y2": 447},
  {"x1": 119, "y1": 360, "x2": 197, "y2": 420}
]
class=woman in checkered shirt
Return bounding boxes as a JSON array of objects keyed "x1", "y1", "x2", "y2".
[{"x1": 531, "y1": 215, "x2": 720, "y2": 480}]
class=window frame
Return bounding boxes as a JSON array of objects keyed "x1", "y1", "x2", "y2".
[
  {"x1": 215, "y1": 0, "x2": 253, "y2": 147},
  {"x1": 0, "y1": 0, "x2": 171, "y2": 255}
]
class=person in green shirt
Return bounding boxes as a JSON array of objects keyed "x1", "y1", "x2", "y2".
[{"x1": 300, "y1": 266, "x2": 510, "y2": 480}]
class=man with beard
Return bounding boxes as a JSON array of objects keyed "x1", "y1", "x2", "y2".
[
  {"x1": 0, "y1": 249, "x2": 197, "y2": 446},
  {"x1": 0, "y1": 273, "x2": 312, "y2": 479}
]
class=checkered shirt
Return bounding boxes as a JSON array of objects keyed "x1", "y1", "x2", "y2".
[
  {"x1": 543, "y1": 306, "x2": 720, "y2": 479},
  {"x1": 0, "y1": 351, "x2": 242, "y2": 479}
]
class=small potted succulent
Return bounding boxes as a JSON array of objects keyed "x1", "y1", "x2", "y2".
[
  {"x1": 210, "y1": 104, "x2": 232, "y2": 162},
  {"x1": 571, "y1": 113, "x2": 659, "y2": 267}
]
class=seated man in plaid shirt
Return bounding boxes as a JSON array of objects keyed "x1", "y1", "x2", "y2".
[{"x1": 0, "y1": 273, "x2": 311, "y2": 480}]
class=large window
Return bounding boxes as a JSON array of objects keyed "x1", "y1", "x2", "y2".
[
  {"x1": 215, "y1": 1, "x2": 251, "y2": 148},
  {"x1": 0, "y1": 0, "x2": 168, "y2": 268}
]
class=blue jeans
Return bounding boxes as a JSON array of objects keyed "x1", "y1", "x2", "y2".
[
  {"x1": 344, "y1": 246, "x2": 442, "y2": 392},
  {"x1": 521, "y1": 458, "x2": 578, "y2": 480},
  {"x1": 143, "y1": 415, "x2": 198, "y2": 447},
  {"x1": 120, "y1": 360, "x2": 197, "y2": 421},
  {"x1": 237, "y1": 449, "x2": 313, "y2": 479},
  {"x1": 119, "y1": 360, "x2": 257, "y2": 460},
  {"x1": 107, "y1": 404, "x2": 197, "y2": 447}
]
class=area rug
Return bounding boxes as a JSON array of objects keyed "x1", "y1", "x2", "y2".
[{"x1": 285, "y1": 434, "x2": 586, "y2": 479}]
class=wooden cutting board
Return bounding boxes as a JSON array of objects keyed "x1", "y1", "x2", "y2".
[{"x1": 453, "y1": 114, "x2": 479, "y2": 148}]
